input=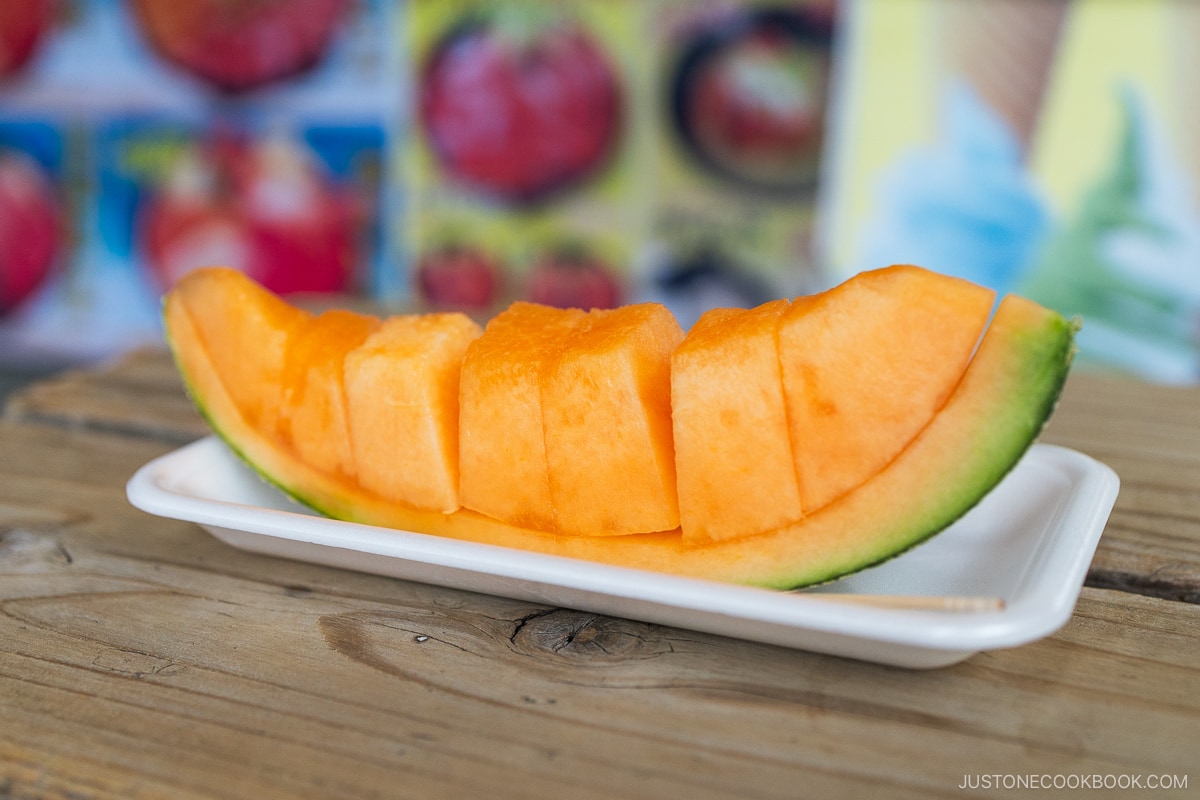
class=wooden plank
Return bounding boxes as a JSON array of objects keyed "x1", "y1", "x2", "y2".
[
  {"x1": 3, "y1": 348, "x2": 208, "y2": 444},
  {"x1": 1, "y1": 423, "x2": 1197, "y2": 797},
  {"x1": 3, "y1": 583, "x2": 1196, "y2": 799},
  {"x1": 1, "y1": 483, "x2": 1196, "y2": 793},
  {"x1": 1041, "y1": 373, "x2": 1200, "y2": 602}
]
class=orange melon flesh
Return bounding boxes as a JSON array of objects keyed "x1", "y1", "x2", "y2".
[
  {"x1": 164, "y1": 273, "x2": 1074, "y2": 588},
  {"x1": 163, "y1": 267, "x2": 1075, "y2": 589},
  {"x1": 172, "y1": 266, "x2": 312, "y2": 436},
  {"x1": 672, "y1": 299, "x2": 803, "y2": 543},
  {"x1": 779, "y1": 265, "x2": 996, "y2": 514},
  {"x1": 543, "y1": 303, "x2": 684, "y2": 535},
  {"x1": 279, "y1": 309, "x2": 380, "y2": 480},
  {"x1": 345, "y1": 313, "x2": 483, "y2": 513},
  {"x1": 458, "y1": 302, "x2": 588, "y2": 531}
]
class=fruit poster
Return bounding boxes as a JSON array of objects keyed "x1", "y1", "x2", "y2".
[
  {"x1": 0, "y1": 0, "x2": 391, "y2": 369},
  {"x1": 398, "y1": 0, "x2": 650, "y2": 315},
  {"x1": 397, "y1": 0, "x2": 839, "y2": 327},
  {"x1": 820, "y1": 0, "x2": 1200, "y2": 384}
]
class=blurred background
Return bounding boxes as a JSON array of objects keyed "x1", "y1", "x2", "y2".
[{"x1": 0, "y1": 0, "x2": 1196, "y2": 389}]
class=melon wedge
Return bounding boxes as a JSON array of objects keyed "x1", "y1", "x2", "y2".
[
  {"x1": 779, "y1": 265, "x2": 996, "y2": 514},
  {"x1": 459, "y1": 300, "x2": 682, "y2": 535},
  {"x1": 345, "y1": 313, "x2": 482, "y2": 513},
  {"x1": 672, "y1": 299, "x2": 803, "y2": 543},
  {"x1": 458, "y1": 302, "x2": 588, "y2": 531},
  {"x1": 169, "y1": 265, "x2": 312, "y2": 438},
  {"x1": 543, "y1": 303, "x2": 684, "y2": 536},
  {"x1": 280, "y1": 309, "x2": 379, "y2": 480},
  {"x1": 164, "y1": 267, "x2": 1075, "y2": 589}
]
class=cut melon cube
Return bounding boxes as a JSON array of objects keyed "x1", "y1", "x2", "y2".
[
  {"x1": 543, "y1": 303, "x2": 684, "y2": 535},
  {"x1": 779, "y1": 265, "x2": 995, "y2": 513},
  {"x1": 172, "y1": 266, "x2": 312, "y2": 436},
  {"x1": 459, "y1": 302, "x2": 588, "y2": 530},
  {"x1": 280, "y1": 309, "x2": 380, "y2": 480},
  {"x1": 672, "y1": 299, "x2": 803, "y2": 542},
  {"x1": 345, "y1": 313, "x2": 482, "y2": 513}
]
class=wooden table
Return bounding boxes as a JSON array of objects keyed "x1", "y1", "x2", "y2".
[{"x1": 1, "y1": 348, "x2": 1197, "y2": 799}]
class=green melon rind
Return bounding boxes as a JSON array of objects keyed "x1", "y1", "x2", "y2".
[
  {"x1": 164, "y1": 294, "x2": 365, "y2": 522},
  {"x1": 562, "y1": 293, "x2": 1078, "y2": 591},
  {"x1": 759, "y1": 298, "x2": 1079, "y2": 588},
  {"x1": 165, "y1": 290, "x2": 1076, "y2": 591}
]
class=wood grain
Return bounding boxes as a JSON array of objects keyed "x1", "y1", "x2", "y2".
[
  {"x1": 1041, "y1": 374, "x2": 1200, "y2": 602},
  {"x1": 0, "y1": 421, "x2": 1196, "y2": 799},
  {"x1": 3, "y1": 349, "x2": 1200, "y2": 797},
  {"x1": 3, "y1": 347, "x2": 209, "y2": 444}
]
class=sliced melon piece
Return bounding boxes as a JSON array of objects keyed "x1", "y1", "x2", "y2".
[
  {"x1": 779, "y1": 265, "x2": 996, "y2": 513},
  {"x1": 171, "y1": 265, "x2": 312, "y2": 437},
  {"x1": 164, "y1": 267, "x2": 1075, "y2": 589},
  {"x1": 280, "y1": 309, "x2": 380, "y2": 480},
  {"x1": 458, "y1": 302, "x2": 588, "y2": 531},
  {"x1": 166, "y1": 287, "x2": 371, "y2": 522},
  {"x1": 543, "y1": 303, "x2": 683, "y2": 536},
  {"x1": 345, "y1": 313, "x2": 483, "y2": 513},
  {"x1": 672, "y1": 299, "x2": 803, "y2": 543},
  {"x1": 382, "y1": 293, "x2": 1072, "y2": 588}
]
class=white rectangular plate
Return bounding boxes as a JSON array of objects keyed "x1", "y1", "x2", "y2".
[{"x1": 127, "y1": 437, "x2": 1118, "y2": 668}]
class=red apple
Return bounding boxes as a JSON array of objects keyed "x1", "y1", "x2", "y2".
[
  {"x1": 527, "y1": 249, "x2": 622, "y2": 310},
  {"x1": 419, "y1": 10, "x2": 621, "y2": 204},
  {"x1": 140, "y1": 133, "x2": 360, "y2": 295},
  {"x1": 415, "y1": 246, "x2": 501, "y2": 310},
  {"x1": 128, "y1": 0, "x2": 349, "y2": 93},
  {"x1": 0, "y1": 151, "x2": 59, "y2": 315},
  {"x1": 0, "y1": 0, "x2": 54, "y2": 79}
]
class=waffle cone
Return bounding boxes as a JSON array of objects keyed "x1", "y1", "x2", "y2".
[{"x1": 937, "y1": 0, "x2": 1071, "y2": 149}]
